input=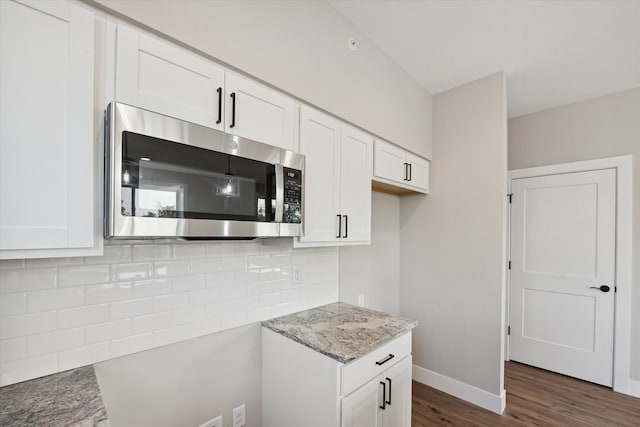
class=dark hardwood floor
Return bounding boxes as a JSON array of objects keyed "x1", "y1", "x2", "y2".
[{"x1": 412, "y1": 361, "x2": 640, "y2": 426}]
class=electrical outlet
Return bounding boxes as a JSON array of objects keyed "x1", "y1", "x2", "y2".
[
  {"x1": 357, "y1": 294, "x2": 365, "y2": 307},
  {"x1": 233, "y1": 404, "x2": 246, "y2": 427},
  {"x1": 292, "y1": 267, "x2": 302, "y2": 284},
  {"x1": 199, "y1": 415, "x2": 222, "y2": 427}
]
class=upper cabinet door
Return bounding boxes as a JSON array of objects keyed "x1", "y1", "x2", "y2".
[
  {"x1": 405, "y1": 152, "x2": 429, "y2": 193},
  {"x1": 374, "y1": 139, "x2": 405, "y2": 183},
  {"x1": 340, "y1": 125, "x2": 373, "y2": 243},
  {"x1": 225, "y1": 72, "x2": 296, "y2": 151},
  {"x1": 115, "y1": 24, "x2": 225, "y2": 130},
  {"x1": 297, "y1": 106, "x2": 341, "y2": 244},
  {"x1": 0, "y1": 0, "x2": 95, "y2": 254}
]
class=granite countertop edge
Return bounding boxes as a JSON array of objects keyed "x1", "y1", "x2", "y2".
[{"x1": 262, "y1": 302, "x2": 418, "y2": 364}]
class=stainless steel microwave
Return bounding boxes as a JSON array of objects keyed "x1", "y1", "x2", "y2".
[{"x1": 105, "y1": 102, "x2": 304, "y2": 239}]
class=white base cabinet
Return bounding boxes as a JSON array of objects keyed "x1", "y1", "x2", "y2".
[
  {"x1": 0, "y1": 0, "x2": 101, "y2": 259},
  {"x1": 262, "y1": 328, "x2": 412, "y2": 427},
  {"x1": 374, "y1": 139, "x2": 429, "y2": 194}
]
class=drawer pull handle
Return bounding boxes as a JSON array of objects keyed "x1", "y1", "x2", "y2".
[
  {"x1": 379, "y1": 381, "x2": 386, "y2": 410},
  {"x1": 375, "y1": 353, "x2": 395, "y2": 366}
]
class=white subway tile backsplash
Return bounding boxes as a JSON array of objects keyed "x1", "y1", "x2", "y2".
[
  {"x1": 153, "y1": 260, "x2": 190, "y2": 277},
  {"x1": 110, "y1": 298, "x2": 153, "y2": 320},
  {"x1": 173, "y1": 243, "x2": 206, "y2": 259},
  {"x1": 133, "y1": 244, "x2": 171, "y2": 262},
  {"x1": 189, "y1": 288, "x2": 221, "y2": 305},
  {"x1": 0, "y1": 268, "x2": 56, "y2": 293},
  {"x1": 110, "y1": 333, "x2": 154, "y2": 358},
  {"x1": 153, "y1": 324, "x2": 192, "y2": 347},
  {"x1": 153, "y1": 293, "x2": 189, "y2": 313},
  {"x1": 58, "y1": 265, "x2": 110, "y2": 287},
  {"x1": 132, "y1": 312, "x2": 172, "y2": 334},
  {"x1": 0, "y1": 242, "x2": 338, "y2": 386},
  {"x1": 171, "y1": 275, "x2": 205, "y2": 293},
  {"x1": 27, "y1": 287, "x2": 84, "y2": 312},
  {"x1": 220, "y1": 256, "x2": 247, "y2": 271},
  {"x1": 0, "y1": 337, "x2": 27, "y2": 362},
  {"x1": 86, "y1": 283, "x2": 132, "y2": 304},
  {"x1": 27, "y1": 328, "x2": 84, "y2": 356},
  {"x1": 189, "y1": 258, "x2": 221, "y2": 274},
  {"x1": 111, "y1": 262, "x2": 152, "y2": 282},
  {"x1": 0, "y1": 311, "x2": 57, "y2": 339},
  {"x1": 0, "y1": 353, "x2": 57, "y2": 386},
  {"x1": 0, "y1": 292, "x2": 27, "y2": 316},
  {"x1": 132, "y1": 278, "x2": 171, "y2": 298},
  {"x1": 58, "y1": 304, "x2": 110, "y2": 329},
  {"x1": 58, "y1": 342, "x2": 110, "y2": 372},
  {"x1": 86, "y1": 319, "x2": 132, "y2": 344}
]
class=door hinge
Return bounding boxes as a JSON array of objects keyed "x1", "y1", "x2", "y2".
[
  {"x1": 507, "y1": 326, "x2": 511, "y2": 335},
  {"x1": 508, "y1": 193, "x2": 513, "y2": 204},
  {"x1": 508, "y1": 260, "x2": 511, "y2": 270}
]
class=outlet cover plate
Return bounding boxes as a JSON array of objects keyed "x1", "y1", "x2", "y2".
[{"x1": 233, "y1": 404, "x2": 246, "y2": 427}]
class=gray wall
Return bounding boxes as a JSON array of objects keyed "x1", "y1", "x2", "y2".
[
  {"x1": 339, "y1": 192, "x2": 401, "y2": 315},
  {"x1": 400, "y1": 72, "x2": 508, "y2": 396},
  {"x1": 508, "y1": 87, "x2": 640, "y2": 380},
  {"x1": 91, "y1": 0, "x2": 433, "y2": 159},
  {"x1": 94, "y1": 323, "x2": 261, "y2": 427}
]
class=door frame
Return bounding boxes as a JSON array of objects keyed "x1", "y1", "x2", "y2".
[{"x1": 506, "y1": 155, "x2": 632, "y2": 395}]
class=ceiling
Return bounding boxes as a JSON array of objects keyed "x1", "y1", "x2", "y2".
[{"x1": 329, "y1": 0, "x2": 640, "y2": 118}]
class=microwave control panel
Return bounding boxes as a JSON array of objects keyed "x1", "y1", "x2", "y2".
[{"x1": 283, "y1": 167, "x2": 302, "y2": 224}]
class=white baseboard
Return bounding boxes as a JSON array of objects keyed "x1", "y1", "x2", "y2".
[
  {"x1": 629, "y1": 379, "x2": 640, "y2": 398},
  {"x1": 413, "y1": 364, "x2": 506, "y2": 414}
]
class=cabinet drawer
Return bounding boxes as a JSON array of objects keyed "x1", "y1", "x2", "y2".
[{"x1": 341, "y1": 332, "x2": 411, "y2": 396}]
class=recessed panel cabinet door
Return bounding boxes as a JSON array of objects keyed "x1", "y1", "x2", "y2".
[
  {"x1": 341, "y1": 375, "x2": 382, "y2": 427},
  {"x1": 340, "y1": 125, "x2": 373, "y2": 243},
  {"x1": 225, "y1": 72, "x2": 296, "y2": 151},
  {"x1": 298, "y1": 106, "x2": 341, "y2": 243},
  {"x1": 379, "y1": 356, "x2": 412, "y2": 427},
  {"x1": 406, "y1": 152, "x2": 429, "y2": 193},
  {"x1": 0, "y1": 0, "x2": 95, "y2": 251},
  {"x1": 374, "y1": 139, "x2": 405, "y2": 183},
  {"x1": 116, "y1": 24, "x2": 225, "y2": 130}
]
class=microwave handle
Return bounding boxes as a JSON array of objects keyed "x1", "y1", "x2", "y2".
[{"x1": 275, "y1": 164, "x2": 284, "y2": 222}]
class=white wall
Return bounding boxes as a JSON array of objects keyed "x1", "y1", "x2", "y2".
[
  {"x1": 508, "y1": 87, "x2": 640, "y2": 381},
  {"x1": 94, "y1": 323, "x2": 261, "y2": 427},
  {"x1": 339, "y1": 191, "x2": 400, "y2": 315},
  {"x1": 399, "y1": 73, "x2": 507, "y2": 409},
  {"x1": 0, "y1": 241, "x2": 338, "y2": 386},
  {"x1": 90, "y1": 0, "x2": 433, "y2": 159}
]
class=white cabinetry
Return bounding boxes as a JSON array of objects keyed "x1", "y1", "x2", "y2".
[
  {"x1": 296, "y1": 106, "x2": 373, "y2": 247},
  {"x1": 0, "y1": 0, "x2": 100, "y2": 258},
  {"x1": 115, "y1": 24, "x2": 296, "y2": 151},
  {"x1": 374, "y1": 139, "x2": 429, "y2": 194},
  {"x1": 262, "y1": 328, "x2": 412, "y2": 427}
]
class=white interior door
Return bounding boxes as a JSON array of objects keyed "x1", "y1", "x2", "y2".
[{"x1": 509, "y1": 169, "x2": 616, "y2": 386}]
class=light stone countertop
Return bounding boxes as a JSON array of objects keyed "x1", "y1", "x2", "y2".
[
  {"x1": 0, "y1": 365, "x2": 110, "y2": 427},
  {"x1": 262, "y1": 302, "x2": 417, "y2": 363}
]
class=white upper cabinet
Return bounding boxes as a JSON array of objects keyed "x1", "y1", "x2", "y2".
[
  {"x1": 115, "y1": 24, "x2": 296, "y2": 151},
  {"x1": 225, "y1": 72, "x2": 296, "y2": 151},
  {"x1": 0, "y1": 0, "x2": 99, "y2": 258},
  {"x1": 296, "y1": 106, "x2": 372, "y2": 247},
  {"x1": 115, "y1": 24, "x2": 225, "y2": 130},
  {"x1": 373, "y1": 139, "x2": 429, "y2": 194}
]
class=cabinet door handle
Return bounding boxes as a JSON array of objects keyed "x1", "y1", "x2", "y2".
[
  {"x1": 336, "y1": 214, "x2": 342, "y2": 238},
  {"x1": 375, "y1": 353, "x2": 395, "y2": 366},
  {"x1": 230, "y1": 92, "x2": 236, "y2": 128},
  {"x1": 385, "y1": 377, "x2": 392, "y2": 405},
  {"x1": 379, "y1": 381, "x2": 386, "y2": 410},
  {"x1": 216, "y1": 87, "x2": 222, "y2": 124},
  {"x1": 403, "y1": 163, "x2": 408, "y2": 181},
  {"x1": 343, "y1": 215, "x2": 348, "y2": 238},
  {"x1": 408, "y1": 163, "x2": 412, "y2": 181}
]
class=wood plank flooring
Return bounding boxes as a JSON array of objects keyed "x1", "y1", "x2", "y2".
[{"x1": 412, "y1": 361, "x2": 640, "y2": 426}]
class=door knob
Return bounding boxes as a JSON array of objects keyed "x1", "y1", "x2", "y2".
[{"x1": 589, "y1": 285, "x2": 610, "y2": 293}]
